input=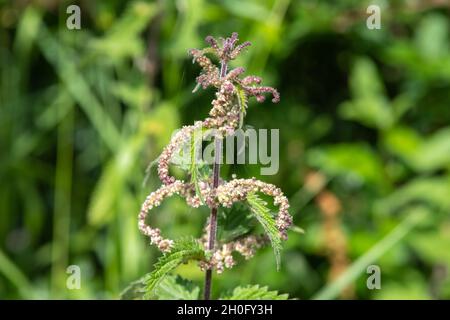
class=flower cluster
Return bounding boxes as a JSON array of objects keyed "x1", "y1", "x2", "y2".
[
  {"x1": 216, "y1": 178, "x2": 292, "y2": 240},
  {"x1": 138, "y1": 33, "x2": 292, "y2": 273},
  {"x1": 199, "y1": 235, "x2": 268, "y2": 273}
]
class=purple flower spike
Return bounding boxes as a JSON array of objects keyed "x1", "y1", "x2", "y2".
[{"x1": 189, "y1": 32, "x2": 281, "y2": 130}]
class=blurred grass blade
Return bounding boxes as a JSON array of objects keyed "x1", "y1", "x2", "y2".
[
  {"x1": 37, "y1": 26, "x2": 121, "y2": 151},
  {"x1": 313, "y1": 207, "x2": 428, "y2": 300},
  {"x1": 88, "y1": 135, "x2": 145, "y2": 226},
  {"x1": 0, "y1": 249, "x2": 32, "y2": 298}
]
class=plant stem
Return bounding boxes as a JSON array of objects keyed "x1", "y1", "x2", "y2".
[
  {"x1": 203, "y1": 60, "x2": 227, "y2": 300},
  {"x1": 203, "y1": 138, "x2": 222, "y2": 300}
]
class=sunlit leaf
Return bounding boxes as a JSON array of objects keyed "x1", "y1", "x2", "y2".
[
  {"x1": 307, "y1": 144, "x2": 386, "y2": 188},
  {"x1": 247, "y1": 192, "x2": 282, "y2": 269},
  {"x1": 144, "y1": 238, "x2": 205, "y2": 298},
  {"x1": 339, "y1": 57, "x2": 394, "y2": 129},
  {"x1": 221, "y1": 285, "x2": 288, "y2": 300},
  {"x1": 154, "y1": 275, "x2": 200, "y2": 300}
]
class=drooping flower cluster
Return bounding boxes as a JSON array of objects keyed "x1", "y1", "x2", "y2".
[
  {"x1": 199, "y1": 234, "x2": 268, "y2": 273},
  {"x1": 138, "y1": 33, "x2": 292, "y2": 272},
  {"x1": 216, "y1": 178, "x2": 292, "y2": 240}
]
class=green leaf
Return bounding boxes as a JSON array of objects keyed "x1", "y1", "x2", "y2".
[
  {"x1": 349, "y1": 57, "x2": 386, "y2": 101},
  {"x1": 383, "y1": 126, "x2": 450, "y2": 172},
  {"x1": 307, "y1": 143, "x2": 386, "y2": 188},
  {"x1": 190, "y1": 128, "x2": 204, "y2": 204},
  {"x1": 339, "y1": 57, "x2": 394, "y2": 130},
  {"x1": 121, "y1": 274, "x2": 200, "y2": 300},
  {"x1": 236, "y1": 85, "x2": 248, "y2": 128},
  {"x1": 246, "y1": 192, "x2": 282, "y2": 270},
  {"x1": 339, "y1": 99, "x2": 393, "y2": 130},
  {"x1": 217, "y1": 203, "x2": 254, "y2": 243},
  {"x1": 38, "y1": 26, "x2": 121, "y2": 151},
  {"x1": 413, "y1": 127, "x2": 450, "y2": 172},
  {"x1": 154, "y1": 275, "x2": 200, "y2": 300},
  {"x1": 87, "y1": 135, "x2": 145, "y2": 226},
  {"x1": 410, "y1": 231, "x2": 450, "y2": 266},
  {"x1": 119, "y1": 276, "x2": 146, "y2": 300},
  {"x1": 221, "y1": 0, "x2": 270, "y2": 22},
  {"x1": 90, "y1": 2, "x2": 157, "y2": 61},
  {"x1": 221, "y1": 285, "x2": 289, "y2": 300},
  {"x1": 415, "y1": 14, "x2": 449, "y2": 61},
  {"x1": 144, "y1": 238, "x2": 205, "y2": 298},
  {"x1": 374, "y1": 176, "x2": 450, "y2": 216},
  {"x1": 383, "y1": 126, "x2": 423, "y2": 165}
]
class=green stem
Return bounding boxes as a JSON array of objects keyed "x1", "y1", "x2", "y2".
[{"x1": 203, "y1": 59, "x2": 227, "y2": 300}]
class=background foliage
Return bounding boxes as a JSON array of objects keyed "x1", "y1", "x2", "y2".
[{"x1": 1, "y1": 0, "x2": 450, "y2": 299}]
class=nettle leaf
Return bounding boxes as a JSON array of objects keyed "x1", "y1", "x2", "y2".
[
  {"x1": 236, "y1": 85, "x2": 248, "y2": 128},
  {"x1": 217, "y1": 203, "x2": 254, "y2": 242},
  {"x1": 142, "y1": 156, "x2": 160, "y2": 187},
  {"x1": 154, "y1": 275, "x2": 200, "y2": 300},
  {"x1": 221, "y1": 285, "x2": 289, "y2": 300},
  {"x1": 190, "y1": 128, "x2": 204, "y2": 204},
  {"x1": 246, "y1": 192, "x2": 282, "y2": 270},
  {"x1": 144, "y1": 238, "x2": 205, "y2": 298},
  {"x1": 121, "y1": 274, "x2": 200, "y2": 300},
  {"x1": 120, "y1": 276, "x2": 146, "y2": 300}
]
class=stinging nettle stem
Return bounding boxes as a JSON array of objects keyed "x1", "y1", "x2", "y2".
[
  {"x1": 203, "y1": 138, "x2": 222, "y2": 300},
  {"x1": 203, "y1": 60, "x2": 227, "y2": 300}
]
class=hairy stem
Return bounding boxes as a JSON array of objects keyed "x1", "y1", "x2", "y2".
[
  {"x1": 203, "y1": 138, "x2": 222, "y2": 300},
  {"x1": 203, "y1": 60, "x2": 227, "y2": 300}
]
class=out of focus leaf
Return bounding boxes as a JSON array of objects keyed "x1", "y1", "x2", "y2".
[
  {"x1": 38, "y1": 26, "x2": 121, "y2": 151},
  {"x1": 374, "y1": 277, "x2": 429, "y2": 300},
  {"x1": 307, "y1": 144, "x2": 386, "y2": 188},
  {"x1": 314, "y1": 207, "x2": 428, "y2": 300},
  {"x1": 222, "y1": 0, "x2": 270, "y2": 22},
  {"x1": 90, "y1": 1, "x2": 157, "y2": 61},
  {"x1": 383, "y1": 126, "x2": 423, "y2": 163},
  {"x1": 142, "y1": 103, "x2": 180, "y2": 150},
  {"x1": 339, "y1": 57, "x2": 394, "y2": 129},
  {"x1": 88, "y1": 135, "x2": 145, "y2": 226},
  {"x1": 384, "y1": 126, "x2": 450, "y2": 172},
  {"x1": 374, "y1": 177, "x2": 450, "y2": 216},
  {"x1": 415, "y1": 14, "x2": 449, "y2": 61},
  {"x1": 384, "y1": 13, "x2": 450, "y2": 80},
  {"x1": 112, "y1": 83, "x2": 152, "y2": 110},
  {"x1": 0, "y1": 249, "x2": 33, "y2": 298},
  {"x1": 409, "y1": 231, "x2": 450, "y2": 266}
]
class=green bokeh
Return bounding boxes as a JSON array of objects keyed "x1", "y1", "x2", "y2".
[{"x1": 1, "y1": 0, "x2": 449, "y2": 299}]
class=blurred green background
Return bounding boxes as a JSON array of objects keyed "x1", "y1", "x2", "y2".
[{"x1": 1, "y1": 0, "x2": 450, "y2": 299}]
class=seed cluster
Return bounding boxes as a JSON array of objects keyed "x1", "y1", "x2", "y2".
[
  {"x1": 138, "y1": 33, "x2": 292, "y2": 273},
  {"x1": 199, "y1": 221, "x2": 269, "y2": 273}
]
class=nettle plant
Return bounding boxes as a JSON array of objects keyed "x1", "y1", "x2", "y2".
[{"x1": 121, "y1": 33, "x2": 293, "y2": 300}]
